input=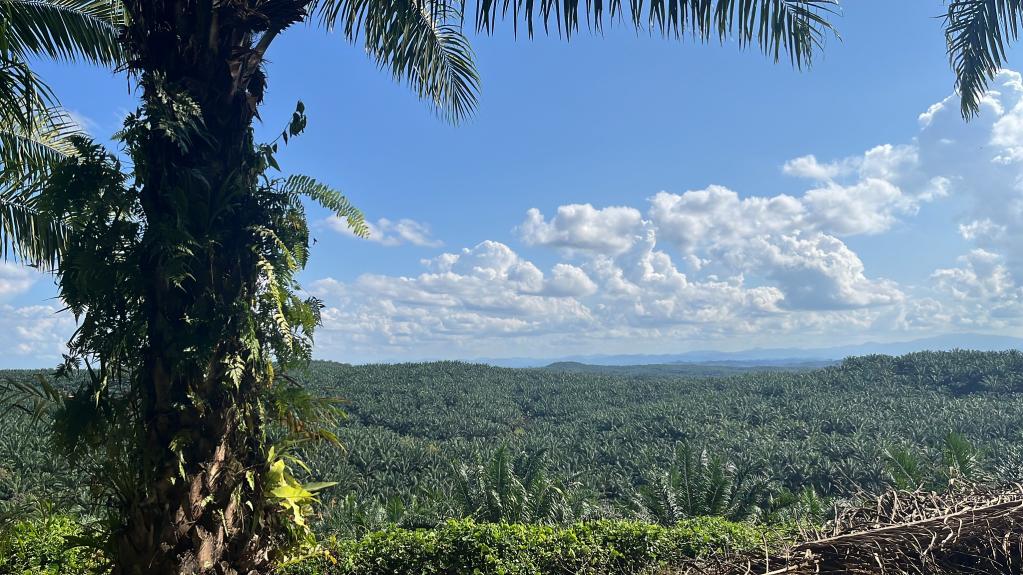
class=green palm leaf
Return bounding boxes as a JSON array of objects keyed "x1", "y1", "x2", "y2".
[
  {"x1": 0, "y1": 57, "x2": 56, "y2": 133},
  {"x1": 314, "y1": 0, "x2": 836, "y2": 122},
  {"x1": 0, "y1": 1, "x2": 125, "y2": 264},
  {"x1": 1, "y1": 0, "x2": 124, "y2": 65},
  {"x1": 0, "y1": 101, "x2": 78, "y2": 265},
  {"x1": 0, "y1": 184, "x2": 64, "y2": 265},
  {"x1": 0, "y1": 105, "x2": 79, "y2": 180},
  {"x1": 474, "y1": 0, "x2": 838, "y2": 68},
  {"x1": 884, "y1": 446, "x2": 926, "y2": 490},
  {"x1": 945, "y1": 0, "x2": 1023, "y2": 119},
  {"x1": 943, "y1": 432, "x2": 981, "y2": 482},
  {"x1": 316, "y1": 0, "x2": 480, "y2": 123}
]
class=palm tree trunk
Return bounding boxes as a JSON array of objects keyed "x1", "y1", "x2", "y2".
[{"x1": 112, "y1": 2, "x2": 291, "y2": 573}]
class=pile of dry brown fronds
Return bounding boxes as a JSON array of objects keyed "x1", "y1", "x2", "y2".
[{"x1": 687, "y1": 482, "x2": 1023, "y2": 574}]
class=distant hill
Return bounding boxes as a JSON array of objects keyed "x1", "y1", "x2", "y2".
[
  {"x1": 542, "y1": 360, "x2": 835, "y2": 377},
  {"x1": 478, "y1": 333, "x2": 1023, "y2": 367}
]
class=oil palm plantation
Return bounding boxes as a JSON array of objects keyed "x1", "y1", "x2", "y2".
[{"x1": 0, "y1": 0, "x2": 123, "y2": 265}]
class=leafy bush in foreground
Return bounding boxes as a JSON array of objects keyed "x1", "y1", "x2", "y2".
[
  {"x1": 280, "y1": 518, "x2": 776, "y2": 575},
  {"x1": 0, "y1": 516, "x2": 778, "y2": 575},
  {"x1": 0, "y1": 515, "x2": 99, "y2": 575}
]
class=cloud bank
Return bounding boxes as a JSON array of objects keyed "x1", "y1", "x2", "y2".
[
  {"x1": 8, "y1": 72, "x2": 1023, "y2": 365},
  {"x1": 306, "y1": 71, "x2": 1023, "y2": 361}
]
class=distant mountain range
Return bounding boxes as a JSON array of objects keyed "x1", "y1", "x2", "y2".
[
  {"x1": 474, "y1": 333, "x2": 1023, "y2": 368},
  {"x1": 541, "y1": 360, "x2": 836, "y2": 377}
]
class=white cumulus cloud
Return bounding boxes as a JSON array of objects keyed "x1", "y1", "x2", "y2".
[
  {"x1": 519, "y1": 204, "x2": 645, "y2": 255},
  {"x1": 0, "y1": 263, "x2": 38, "y2": 300},
  {"x1": 0, "y1": 304, "x2": 76, "y2": 367}
]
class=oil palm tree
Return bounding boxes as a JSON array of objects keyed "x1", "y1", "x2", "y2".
[
  {"x1": 454, "y1": 447, "x2": 577, "y2": 523},
  {"x1": 17, "y1": 2, "x2": 843, "y2": 574},
  {"x1": 639, "y1": 443, "x2": 775, "y2": 523},
  {"x1": 0, "y1": 0, "x2": 123, "y2": 265}
]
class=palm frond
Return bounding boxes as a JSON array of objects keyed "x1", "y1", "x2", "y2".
[
  {"x1": 943, "y1": 432, "x2": 982, "y2": 482},
  {"x1": 945, "y1": 0, "x2": 1023, "y2": 119},
  {"x1": 314, "y1": 0, "x2": 835, "y2": 122},
  {"x1": 316, "y1": 0, "x2": 480, "y2": 123},
  {"x1": 0, "y1": 0, "x2": 123, "y2": 265},
  {"x1": 1, "y1": 0, "x2": 125, "y2": 65},
  {"x1": 0, "y1": 57, "x2": 57, "y2": 132},
  {"x1": 0, "y1": 101, "x2": 77, "y2": 265},
  {"x1": 0, "y1": 374, "x2": 65, "y2": 424},
  {"x1": 884, "y1": 446, "x2": 926, "y2": 490},
  {"x1": 472, "y1": 0, "x2": 838, "y2": 67},
  {"x1": 0, "y1": 105, "x2": 80, "y2": 180},
  {"x1": 0, "y1": 184, "x2": 65, "y2": 265}
]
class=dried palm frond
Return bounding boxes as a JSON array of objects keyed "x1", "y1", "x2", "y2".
[{"x1": 681, "y1": 483, "x2": 1023, "y2": 575}]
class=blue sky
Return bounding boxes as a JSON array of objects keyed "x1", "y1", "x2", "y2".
[{"x1": 3, "y1": 0, "x2": 1023, "y2": 367}]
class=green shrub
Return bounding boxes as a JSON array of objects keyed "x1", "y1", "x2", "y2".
[
  {"x1": 281, "y1": 518, "x2": 778, "y2": 575},
  {"x1": 0, "y1": 515, "x2": 100, "y2": 575},
  {"x1": 0, "y1": 515, "x2": 778, "y2": 574}
]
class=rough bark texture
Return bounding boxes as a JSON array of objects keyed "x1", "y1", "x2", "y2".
[{"x1": 113, "y1": 3, "x2": 306, "y2": 573}]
